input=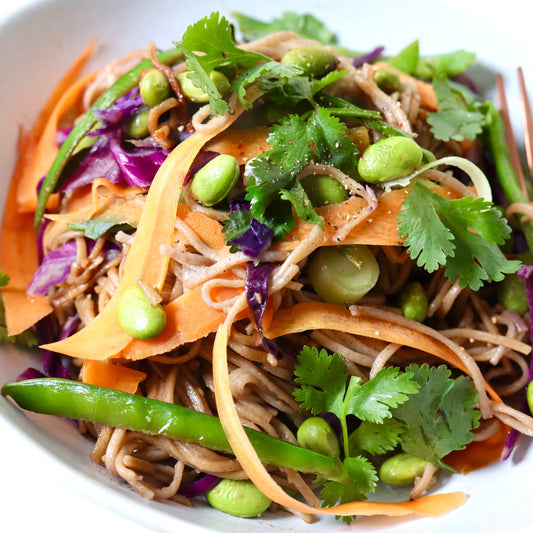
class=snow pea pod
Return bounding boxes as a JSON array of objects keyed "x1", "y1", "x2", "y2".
[
  {"x1": 1, "y1": 378, "x2": 349, "y2": 484},
  {"x1": 34, "y1": 48, "x2": 184, "y2": 225}
]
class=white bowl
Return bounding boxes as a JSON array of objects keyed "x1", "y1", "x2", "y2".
[{"x1": 1, "y1": 1, "x2": 532, "y2": 532}]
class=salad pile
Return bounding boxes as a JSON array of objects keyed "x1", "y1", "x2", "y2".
[{"x1": 1, "y1": 10, "x2": 532, "y2": 525}]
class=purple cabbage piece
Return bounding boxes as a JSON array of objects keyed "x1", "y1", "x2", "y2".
[
  {"x1": 177, "y1": 474, "x2": 220, "y2": 497},
  {"x1": 353, "y1": 46, "x2": 385, "y2": 68},
  {"x1": 26, "y1": 240, "x2": 78, "y2": 296},
  {"x1": 17, "y1": 368, "x2": 46, "y2": 381},
  {"x1": 184, "y1": 150, "x2": 219, "y2": 185},
  {"x1": 232, "y1": 219, "x2": 273, "y2": 261},
  {"x1": 228, "y1": 196, "x2": 273, "y2": 260},
  {"x1": 500, "y1": 264, "x2": 533, "y2": 460},
  {"x1": 61, "y1": 88, "x2": 169, "y2": 192},
  {"x1": 245, "y1": 262, "x2": 294, "y2": 360}
]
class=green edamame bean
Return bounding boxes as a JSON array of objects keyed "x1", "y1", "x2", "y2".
[
  {"x1": 527, "y1": 381, "x2": 533, "y2": 414},
  {"x1": 117, "y1": 285, "x2": 166, "y2": 339},
  {"x1": 190, "y1": 154, "x2": 240, "y2": 207},
  {"x1": 177, "y1": 70, "x2": 231, "y2": 103},
  {"x1": 372, "y1": 69, "x2": 402, "y2": 94},
  {"x1": 206, "y1": 479, "x2": 271, "y2": 518},
  {"x1": 307, "y1": 245, "x2": 380, "y2": 305},
  {"x1": 281, "y1": 46, "x2": 339, "y2": 78},
  {"x1": 498, "y1": 273, "x2": 528, "y2": 316},
  {"x1": 300, "y1": 174, "x2": 347, "y2": 207},
  {"x1": 379, "y1": 452, "x2": 430, "y2": 486},
  {"x1": 139, "y1": 69, "x2": 172, "y2": 107},
  {"x1": 400, "y1": 281, "x2": 428, "y2": 322},
  {"x1": 124, "y1": 108, "x2": 150, "y2": 139},
  {"x1": 297, "y1": 417, "x2": 340, "y2": 457},
  {"x1": 358, "y1": 136, "x2": 423, "y2": 183}
]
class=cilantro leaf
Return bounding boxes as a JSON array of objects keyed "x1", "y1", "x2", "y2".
[
  {"x1": 319, "y1": 455, "x2": 378, "y2": 524},
  {"x1": 427, "y1": 76, "x2": 489, "y2": 142},
  {"x1": 232, "y1": 11, "x2": 338, "y2": 45},
  {"x1": 397, "y1": 182, "x2": 521, "y2": 289},
  {"x1": 294, "y1": 346, "x2": 418, "y2": 457},
  {"x1": 68, "y1": 220, "x2": 133, "y2": 240},
  {"x1": 391, "y1": 363, "x2": 481, "y2": 471},
  {"x1": 348, "y1": 419, "x2": 405, "y2": 456},
  {"x1": 280, "y1": 180, "x2": 323, "y2": 228},
  {"x1": 174, "y1": 12, "x2": 268, "y2": 114}
]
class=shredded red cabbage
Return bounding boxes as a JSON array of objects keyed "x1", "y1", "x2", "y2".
[
  {"x1": 27, "y1": 240, "x2": 119, "y2": 296},
  {"x1": 501, "y1": 264, "x2": 533, "y2": 460},
  {"x1": 184, "y1": 150, "x2": 219, "y2": 185},
  {"x1": 26, "y1": 240, "x2": 78, "y2": 295},
  {"x1": 352, "y1": 45, "x2": 385, "y2": 68},
  {"x1": 228, "y1": 196, "x2": 273, "y2": 260},
  {"x1": 177, "y1": 474, "x2": 220, "y2": 497},
  {"x1": 61, "y1": 88, "x2": 169, "y2": 192},
  {"x1": 245, "y1": 262, "x2": 294, "y2": 360}
]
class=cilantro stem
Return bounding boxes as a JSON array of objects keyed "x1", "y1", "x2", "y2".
[{"x1": 484, "y1": 101, "x2": 533, "y2": 252}]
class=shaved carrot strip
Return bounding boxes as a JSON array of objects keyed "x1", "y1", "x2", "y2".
[
  {"x1": 123, "y1": 278, "x2": 243, "y2": 360},
  {"x1": 17, "y1": 68, "x2": 99, "y2": 212},
  {"x1": 176, "y1": 204, "x2": 228, "y2": 252},
  {"x1": 264, "y1": 302, "x2": 501, "y2": 403},
  {"x1": 42, "y1": 103, "x2": 251, "y2": 360},
  {"x1": 205, "y1": 125, "x2": 270, "y2": 164},
  {"x1": 213, "y1": 313, "x2": 466, "y2": 518},
  {"x1": 0, "y1": 131, "x2": 53, "y2": 336},
  {"x1": 81, "y1": 359, "x2": 146, "y2": 394},
  {"x1": 32, "y1": 40, "x2": 98, "y2": 139}
]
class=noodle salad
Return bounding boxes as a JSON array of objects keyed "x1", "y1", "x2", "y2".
[{"x1": 1, "y1": 10, "x2": 533, "y2": 524}]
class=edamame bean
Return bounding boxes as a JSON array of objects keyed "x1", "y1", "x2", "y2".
[
  {"x1": 190, "y1": 154, "x2": 240, "y2": 206},
  {"x1": 206, "y1": 479, "x2": 272, "y2": 518},
  {"x1": 300, "y1": 174, "x2": 347, "y2": 206},
  {"x1": 358, "y1": 137, "x2": 423, "y2": 183},
  {"x1": 297, "y1": 417, "x2": 340, "y2": 457},
  {"x1": 498, "y1": 273, "x2": 528, "y2": 315},
  {"x1": 379, "y1": 452, "x2": 430, "y2": 486},
  {"x1": 399, "y1": 281, "x2": 428, "y2": 322},
  {"x1": 372, "y1": 69, "x2": 401, "y2": 94},
  {"x1": 307, "y1": 245, "x2": 380, "y2": 305},
  {"x1": 124, "y1": 108, "x2": 150, "y2": 139},
  {"x1": 117, "y1": 285, "x2": 166, "y2": 339},
  {"x1": 177, "y1": 70, "x2": 231, "y2": 103},
  {"x1": 527, "y1": 381, "x2": 533, "y2": 414},
  {"x1": 281, "y1": 46, "x2": 339, "y2": 78},
  {"x1": 139, "y1": 69, "x2": 172, "y2": 107}
]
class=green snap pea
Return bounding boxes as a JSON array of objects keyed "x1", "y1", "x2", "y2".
[
  {"x1": 358, "y1": 136, "x2": 423, "y2": 183},
  {"x1": 139, "y1": 68, "x2": 172, "y2": 107},
  {"x1": 190, "y1": 154, "x2": 240, "y2": 206},
  {"x1": 177, "y1": 70, "x2": 231, "y2": 103},
  {"x1": 117, "y1": 285, "x2": 167, "y2": 339},
  {"x1": 498, "y1": 273, "x2": 528, "y2": 315},
  {"x1": 206, "y1": 479, "x2": 271, "y2": 518},
  {"x1": 300, "y1": 174, "x2": 347, "y2": 207},
  {"x1": 281, "y1": 46, "x2": 339, "y2": 78},
  {"x1": 307, "y1": 245, "x2": 380, "y2": 305},
  {"x1": 399, "y1": 281, "x2": 428, "y2": 322},
  {"x1": 379, "y1": 452, "x2": 430, "y2": 486},
  {"x1": 124, "y1": 108, "x2": 150, "y2": 139},
  {"x1": 1, "y1": 379, "x2": 349, "y2": 484},
  {"x1": 297, "y1": 417, "x2": 340, "y2": 458},
  {"x1": 372, "y1": 69, "x2": 401, "y2": 94}
]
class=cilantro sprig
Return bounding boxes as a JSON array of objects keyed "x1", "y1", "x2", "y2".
[
  {"x1": 397, "y1": 182, "x2": 521, "y2": 290},
  {"x1": 293, "y1": 347, "x2": 481, "y2": 521}
]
